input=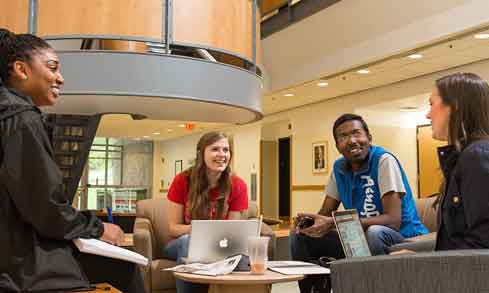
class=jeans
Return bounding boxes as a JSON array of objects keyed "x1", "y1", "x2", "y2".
[
  {"x1": 163, "y1": 234, "x2": 208, "y2": 293},
  {"x1": 290, "y1": 225, "x2": 404, "y2": 293},
  {"x1": 364, "y1": 225, "x2": 405, "y2": 255}
]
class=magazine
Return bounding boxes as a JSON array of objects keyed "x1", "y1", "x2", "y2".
[{"x1": 164, "y1": 255, "x2": 242, "y2": 276}]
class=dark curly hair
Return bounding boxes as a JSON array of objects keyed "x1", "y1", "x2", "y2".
[
  {"x1": 332, "y1": 113, "x2": 370, "y2": 143},
  {"x1": 0, "y1": 28, "x2": 51, "y2": 84}
]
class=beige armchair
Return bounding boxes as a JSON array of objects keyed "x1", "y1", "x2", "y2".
[{"x1": 133, "y1": 198, "x2": 276, "y2": 293}]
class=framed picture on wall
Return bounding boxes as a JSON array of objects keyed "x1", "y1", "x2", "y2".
[
  {"x1": 312, "y1": 141, "x2": 328, "y2": 174},
  {"x1": 175, "y1": 160, "x2": 183, "y2": 176}
]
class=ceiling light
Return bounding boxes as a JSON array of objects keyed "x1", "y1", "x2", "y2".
[
  {"x1": 167, "y1": 129, "x2": 173, "y2": 132},
  {"x1": 143, "y1": 135, "x2": 150, "y2": 138},
  {"x1": 152, "y1": 132, "x2": 160, "y2": 135},
  {"x1": 356, "y1": 69, "x2": 370, "y2": 74},
  {"x1": 178, "y1": 124, "x2": 185, "y2": 128},
  {"x1": 408, "y1": 53, "x2": 423, "y2": 59},
  {"x1": 317, "y1": 80, "x2": 329, "y2": 87},
  {"x1": 284, "y1": 93, "x2": 294, "y2": 97},
  {"x1": 399, "y1": 106, "x2": 419, "y2": 112},
  {"x1": 474, "y1": 33, "x2": 489, "y2": 39}
]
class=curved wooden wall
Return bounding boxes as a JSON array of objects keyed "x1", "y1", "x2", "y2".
[
  {"x1": 37, "y1": 0, "x2": 163, "y2": 38},
  {"x1": 0, "y1": 0, "x2": 29, "y2": 33},
  {"x1": 173, "y1": 0, "x2": 261, "y2": 62},
  {"x1": 0, "y1": 0, "x2": 261, "y2": 64}
]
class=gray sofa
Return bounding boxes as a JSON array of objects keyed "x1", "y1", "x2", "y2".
[
  {"x1": 330, "y1": 197, "x2": 489, "y2": 292},
  {"x1": 331, "y1": 250, "x2": 489, "y2": 292}
]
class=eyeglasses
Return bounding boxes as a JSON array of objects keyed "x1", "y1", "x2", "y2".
[{"x1": 336, "y1": 129, "x2": 367, "y2": 143}]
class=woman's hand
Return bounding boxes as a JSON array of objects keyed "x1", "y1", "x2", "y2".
[{"x1": 100, "y1": 222, "x2": 125, "y2": 246}]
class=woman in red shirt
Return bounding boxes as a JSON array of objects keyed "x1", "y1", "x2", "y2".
[{"x1": 163, "y1": 131, "x2": 248, "y2": 293}]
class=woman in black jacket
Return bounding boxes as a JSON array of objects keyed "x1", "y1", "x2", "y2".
[
  {"x1": 0, "y1": 28, "x2": 144, "y2": 292},
  {"x1": 427, "y1": 72, "x2": 489, "y2": 250}
]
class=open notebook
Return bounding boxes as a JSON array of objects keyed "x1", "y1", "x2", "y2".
[{"x1": 73, "y1": 238, "x2": 148, "y2": 266}]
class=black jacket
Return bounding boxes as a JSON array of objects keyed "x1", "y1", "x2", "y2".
[
  {"x1": 0, "y1": 83, "x2": 103, "y2": 292},
  {"x1": 436, "y1": 140, "x2": 489, "y2": 250}
]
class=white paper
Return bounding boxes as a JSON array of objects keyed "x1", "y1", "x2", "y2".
[
  {"x1": 268, "y1": 261, "x2": 330, "y2": 275},
  {"x1": 164, "y1": 255, "x2": 242, "y2": 276},
  {"x1": 73, "y1": 238, "x2": 148, "y2": 266}
]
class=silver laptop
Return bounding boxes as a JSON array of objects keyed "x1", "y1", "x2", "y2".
[
  {"x1": 332, "y1": 209, "x2": 372, "y2": 258},
  {"x1": 187, "y1": 219, "x2": 260, "y2": 263}
]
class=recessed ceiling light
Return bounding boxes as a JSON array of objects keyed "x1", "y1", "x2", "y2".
[
  {"x1": 399, "y1": 106, "x2": 419, "y2": 112},
  {"x1": 356, "y1": 69, "x2": 370, "y2": 74},
  {"x1": 284, "y1": 93, "x2": 294, "y2": 97},
  {"x1": 143, "y1": 135, "x2": 150, "y2": 138},
  {"x1": 167, "y1": 129, "x2": 173, "y2": 132},
  {"x1": 408, "y1": 53, "x2": 423, "y2": 59},
  {"x1": 178, "y1": 124, "x2": 185, "y2": 128},
  {"x1": 474, "y1": 33, "x2": 489, "y2": 39},
  {"x1": 152, "y1": 132, "x2": 160, "y2": 135},
  {"x1": 317, "y1": 80, "x2": 329, "y2": 87}
]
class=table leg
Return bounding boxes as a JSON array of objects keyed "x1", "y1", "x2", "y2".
[{"x1": 208, "y1": 283, "x2": 271, "y2": 293}]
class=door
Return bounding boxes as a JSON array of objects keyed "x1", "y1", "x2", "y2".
[
  {"x1": 417, "y1": 125, "x2": 446, "y2": 198},
  {"x1": 278, "y1": 137, "x2": 291, "y2": 220}
]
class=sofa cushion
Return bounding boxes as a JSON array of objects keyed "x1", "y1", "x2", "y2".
[{"x1": 415, "y1": 197, "x2": 438, "y2": 232}]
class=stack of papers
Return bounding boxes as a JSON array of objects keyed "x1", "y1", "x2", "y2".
[
  {"x1": 73, "y1": 238, "x2": 148, "y2": 266},
  {"x1": 164, "y1": 255, "x2": 242, "y2": 276},
  {"x1": 268, "y1": 261, "x2": 330, "y2": 275}
]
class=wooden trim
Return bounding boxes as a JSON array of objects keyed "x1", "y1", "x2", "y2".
[
  {"x1": 289, "y1": 135, "x2": 293, "y2": 223},
  {"x1": 291, "y1": 185, "x2": 325, "y2": 191},
  {"x1": 259, "y1": 140, "x2": 263, "y2": 215}
]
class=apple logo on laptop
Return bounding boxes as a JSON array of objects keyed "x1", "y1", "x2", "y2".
[{"x1": 219, "y1": 238, "x2": 228, "y2": 248}]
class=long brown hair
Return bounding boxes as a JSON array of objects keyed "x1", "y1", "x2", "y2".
[
  {"x1": 433, "y1": 73, "x2": 489, "y2": 208},
  {"x1": 187, "y1": 132, "x2": 233, "y2": 220},
  {"x1": 436, "y1": 72, "x2": 489, "y2": 151}
]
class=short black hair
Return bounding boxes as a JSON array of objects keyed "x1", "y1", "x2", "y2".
[
  {"x1": 332, "y1": 113, "x2": 370, "y2": 143},
  {"x1": 0, "y1": 28, "x2": 51, "y2": 84}
]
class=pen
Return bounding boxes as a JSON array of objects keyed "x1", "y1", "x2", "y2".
[{"x1": 107, "y1": 207, "x2": 113, "y2": 224}]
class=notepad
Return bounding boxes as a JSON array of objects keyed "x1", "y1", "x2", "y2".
[
  {"x1": 73, "y1": 238, "x2": 148, "y2": 266},
  {"x1": 268, "y1": 261, "x2": 330, "y2": 275}
]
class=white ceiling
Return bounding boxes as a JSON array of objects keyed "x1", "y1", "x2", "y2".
[
  {"x1": 263, "y1": 27, "x2": 489, "y2": 115},
  {"x1": 95, "y1": 114, "x2": 228, "y2": 141}
]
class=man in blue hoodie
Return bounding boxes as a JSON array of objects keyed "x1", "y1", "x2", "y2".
[{"x1": 290, "y1": 113, "x2": 428, "y2": 293}]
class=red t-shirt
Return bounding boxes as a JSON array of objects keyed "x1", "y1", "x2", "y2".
[{"x1": 167, "y1": 172, "x2": 248, "y2": 224}]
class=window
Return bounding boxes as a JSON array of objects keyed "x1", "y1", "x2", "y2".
[{"x1": 77, "y1": 137, "x2": 152, "y2": 213}]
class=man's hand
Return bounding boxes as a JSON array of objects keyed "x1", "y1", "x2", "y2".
[
  {"x1": 389, "y1": 249, "x2": 415, "y2": 256},
  {"x1": 100, "y1": 222, "x2": 124, "y2": 246},
  {"x1": 296, "y1": 213, "x2": 334, "y2": 238}
]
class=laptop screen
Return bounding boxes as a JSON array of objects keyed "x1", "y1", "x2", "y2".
[{"x1": 332, "y1": 209, "x2": 372, "y2": 258}]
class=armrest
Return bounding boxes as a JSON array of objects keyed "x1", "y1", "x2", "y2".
[
  {"x1": 262, "y1": 217, "x2": 283, "y2": 226},
  {"x1": 331, "y1": 250, "x2": 489, "y2": 293},
  {"x1": 133, "y1": 217, "x2": 155, "y2": 261}
]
